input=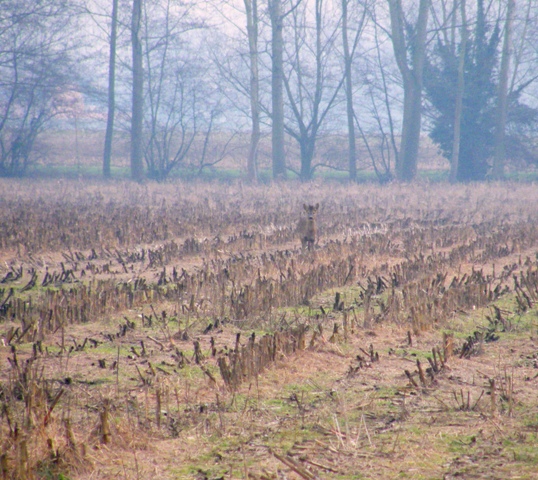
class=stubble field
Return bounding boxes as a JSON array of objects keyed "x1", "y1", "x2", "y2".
[{"x1": 1, "y1": 178, "x2": 538, "y2": 479}]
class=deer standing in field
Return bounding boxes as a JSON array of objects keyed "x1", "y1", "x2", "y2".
[{"x1": 299, "y1": 203, "x2": 319, "y2": 250}]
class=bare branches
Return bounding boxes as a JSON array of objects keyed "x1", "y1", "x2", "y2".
[{"x1": 0, "y1": 0, "x2": 79, "y2": 176}]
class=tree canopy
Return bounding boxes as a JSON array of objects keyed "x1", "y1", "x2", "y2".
[{"x1": 424, "y1": 0, "x2": 538, "y2": 181}]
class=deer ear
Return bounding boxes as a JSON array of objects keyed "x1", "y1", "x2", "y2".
[
  {"x1": 303, "y1": 204, "x2": 308, "y2": 211},
  {"x1": 314, "y1": 203, "x2": 319, "y2": 211}
]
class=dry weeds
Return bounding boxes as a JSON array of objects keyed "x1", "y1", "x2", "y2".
[{"x1": 1, "y1": 179, "x2": 538, "y2": 479}]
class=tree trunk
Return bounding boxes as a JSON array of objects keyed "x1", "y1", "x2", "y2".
[
  {"x1": 398, "y1": 83, "x2": 421, "y2": 181},
  {"x1": 388, "y1": 0, "x2": 430, "y2": 181},
  {"x1": 269, "y1": 0, "x2": 286, "y2": 179},
  {"x1": 131, "y1": 0, "x2": 144, "y2": 182},
  {"x1": 450, "y1": 0, "x2": 467, "y2": 183},
  {"x1": 492, "y1": 0, "x2": 515, "y2": 180},
  {"x1": 103, "y1": 0, "x2": 118, "y2": 179},
  {"x1": 342, "y1": 0, "x2": 356, "y2": 181},
  {"x1": 299, "y1": 138, "x2": 315, "y2": 181},
  {"x1": 244, "y1": 0, "x2": 260, "y2": 183}
]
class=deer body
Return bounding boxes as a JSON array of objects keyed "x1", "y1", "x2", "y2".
[{"x1": 300, "y1": 203, "x2": 319, "y2": 250}]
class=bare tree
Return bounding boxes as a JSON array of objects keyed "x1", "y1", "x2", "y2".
[
  {"x1": 449, "y1": 0, "x2": 467, "y2": 183},
  {"x1": 388, "y1": 0, "x2": 430, "y2": 181},
  {"x1": 131, "y1": 0, "x2": 144, "y2": 181},
  {"x1": 103, "y1": 0, "x2": 119, "y2": 178},
  {"x1": 492, "y1": 0, "x2": 515, "y2": 179},
  {"x1": 269, "y1": 0, "x2": 287, "y2": 179},
  {"x1": 208, "y1": 0, "x2": 263, "y2": 182},
  {"x1": 141, "y1": 0, "x2": 210, "y2": 180},
  {"x1": 244, "y1": 0, "x2": 261, "y2": 182},
  {"x1": 357, "y1": 6, "x2": 399, "y2": 183},
  {"x1": 341, "y1": 0, "x2": 368, "y2": 181},
  {"x1": 0, "y1": 0, "x2": 79, "y2": 176},
  {"x1": 342, "y1": 0, "x2": 356, "y2": 181},
  {"x1": 283, "y1": 0, "x2": 344, "y2": 181},
  {"x1": 508, "y1": 0, "x2": 535, "y2": 96}
]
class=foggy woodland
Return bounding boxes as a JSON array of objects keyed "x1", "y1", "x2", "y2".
[{"x1": 1, "y1": 0, "x2": 538, "y2": 182}]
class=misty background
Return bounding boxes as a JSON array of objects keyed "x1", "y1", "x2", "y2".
[{"x1": 1, "y1": 0, "x2": 537, "y2": 182}]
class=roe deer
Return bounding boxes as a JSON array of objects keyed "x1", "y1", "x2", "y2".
[{"x1": 299, "y1": 203, "x2": 319, "y2": 250}]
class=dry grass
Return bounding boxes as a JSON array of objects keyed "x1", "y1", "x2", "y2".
[{"x1": 1, "y1": 179, "x2": 538, "y2": 479}]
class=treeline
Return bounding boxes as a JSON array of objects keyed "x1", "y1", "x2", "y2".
[{"x1": 0, "y1": 0, "x2": 537, "y2": 181}]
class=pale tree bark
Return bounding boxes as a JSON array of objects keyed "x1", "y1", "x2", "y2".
[
  {"x1": 388, "y1": 0, "x2": 430, "y2": 181},
  {"x1": 103, "y1": 0, "x2": 118, "y2": 179},
  {"x1": 341, "y1": 0, "x2": 367, "y2": 181},
  {"x1": 131, "y1": 0, "x2": 144, "y2": 181},
  {"x1": 342, "y1": 0, "x2": 356, "y2": 181},
  {"x1": 269, "y1": 0, "x2": 286, "y2": 179},
  {"x1": 492, "y1": 0, "x2": 515, "y2": 180},
  {"x1": 244, "y1": 0, "x2": 260, "y2": 182},
  {"x1": 450, "y1": 0, "x2": 467, "y2": 183}
]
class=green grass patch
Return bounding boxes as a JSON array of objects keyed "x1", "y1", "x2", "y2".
[{"x1": 502, "y1": 433, "x2": 538, "y2": 464}]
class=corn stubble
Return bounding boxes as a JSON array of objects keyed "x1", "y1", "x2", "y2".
[{"x1": 1, "y1": 180, "x2": 538, "y2": 478}]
